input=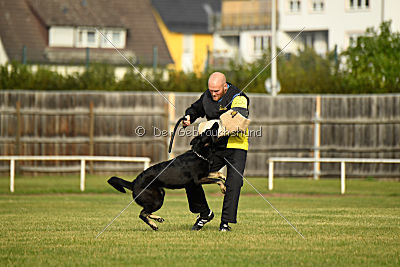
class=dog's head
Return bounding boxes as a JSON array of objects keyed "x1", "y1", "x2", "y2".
[{"x1": 190, "y1": 122, "x2": 219, "y2": 155}]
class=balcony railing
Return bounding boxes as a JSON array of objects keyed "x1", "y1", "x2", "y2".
[{"x1": 220, "y1": 12, "x2": 271, "y2": 30}]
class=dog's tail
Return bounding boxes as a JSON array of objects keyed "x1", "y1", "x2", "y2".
[{"x1": 108, "y1": 176, "x2": 133, "y2": 193}]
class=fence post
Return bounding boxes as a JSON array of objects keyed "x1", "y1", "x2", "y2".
[
  {"x1": 15, "y1": 102, "x2": 21, "y2": 155},
  {"x1": 80, "y1": 159, "x2": 86, "y2": 192},
  {"x1": 163, "y1": 102, "x2": 169, "y2": 161},
  {"x1": 15, "y1": 101, "x2": 21, "y2": 175},
  {"x1": 10, "y1": 159, "x2": 15, "y2": 192},
  {"x1": 268, "y1": 160, "x2": 274, "y2": 190},
  {"x1": 167, "y1": 93, "x2": 176, "y2": 159},
  {"x1": 313, "y1": 95, "x2": 321, "y2": 180},
  {"x1": 341, "y1": 161, "x2": 346, "y2": 194},
  {"x1": 89, "y1": 102, "x2": 94, "y2": 174}
]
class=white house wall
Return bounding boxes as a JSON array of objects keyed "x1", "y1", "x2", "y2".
[
  {"x1": 383, "y1": 0, "x2": 400, "y2": 30},
  {"x1": 278, "y1": 0, "x2": 400, "y2": 52},
  {"x1": 213, "y1": 34, "x2": 237, "y2": 58}
]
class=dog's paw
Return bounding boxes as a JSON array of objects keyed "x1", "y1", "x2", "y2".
[
  {"x1": 220, "y1": 187, "x2": 226, "y2": 194},
  {"x1": 148, "y1": 214, "x2": 165, "y2": 223},
  {"x1": 154, "y1": 217, "x2": 164, "y2": 223},
  {"x1": 217, "y1": 182, "x2": 226, "y2": 194}
]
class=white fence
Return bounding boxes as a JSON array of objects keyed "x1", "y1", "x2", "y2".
[
  {"x1": 268, "y1": 157, "x2": 400, "y2": 194},
  {"x1": 0, "y1": 156, "x2": 151, "y2": 192}
]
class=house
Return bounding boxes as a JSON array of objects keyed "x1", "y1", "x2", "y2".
[
  {"x1": 279, "y1": 0, "x2": 400, "y2": 55},
  {"x1": 213, "y1": 0, "x2": 400, "y2": 65},
  {"x1": 213, "y1": 0, "x2": 273, "y2": 65},
  {"x1": 151, "y1": 0, "x2": 221, "y2": 73},
  {"x1": 0, "y1": 0, "x2": 173, "y2": 76}
]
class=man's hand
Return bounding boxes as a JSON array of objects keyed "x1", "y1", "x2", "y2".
[{"x1": 183, "y1": 115, "x2": 191, "y2": 127}]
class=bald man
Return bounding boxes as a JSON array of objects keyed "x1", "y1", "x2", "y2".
[{"x1": 183, "y1": 72, "x2": 249, "y2": 232}]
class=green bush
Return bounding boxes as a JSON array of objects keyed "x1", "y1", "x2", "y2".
[
  {"x1": 339, "y1": 20, "x2": 400, "y2": 93},
  {"x1": 278, "y1": 48, "x2": 340, "y2": 94},
  {"x1": 1, "y1": 21, "x2": 399, "y2": 94},
  {"x1": 0, "y1": 62, "x2": 34, "y2": 89}
]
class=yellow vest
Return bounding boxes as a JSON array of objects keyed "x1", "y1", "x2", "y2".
[{"x1": 227, "y1": 96, "x2": 249, "y2": 150}]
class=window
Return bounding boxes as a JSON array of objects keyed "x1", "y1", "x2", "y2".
[
  {"x1": 303, "y1": 33, "x2": 314, "y2": 48},
  {"x1": 76, "y1": 28, "x2": 98, "y2": 48},
  {"x1": 349, "y1": 0, "x2": 369, "y2": 10},
  {"x1": 87, "y1": 31, "x2": 96, "y2": 45},
  {"x1": 112, "y1": 32, "x2": 120, "y2": 46},
  {"x1": 76, "y1": 28, "x2": 125, "y2": 48},
  {"x1": 311, "y1": 0, "x2": 324, "y2": 12},
  {"x1": 253, "y1": 36, "x2": 270, "y2": 54},
  {"x1": 347, "y1": 33, "x2": 363, "y2": 47},
  {"x1": 289, "y1": 0, "x2": 301, "y2": 13}
]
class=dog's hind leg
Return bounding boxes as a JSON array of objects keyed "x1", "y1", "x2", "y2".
[
  {"x1": 135, "y1": 187, "x2": 165, "y2": 231},
  {"x1": 139, "y1": 210, "x2": 159, "y2": 231}
]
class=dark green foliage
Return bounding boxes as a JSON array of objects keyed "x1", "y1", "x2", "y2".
[
  {"x1": 114, "y1": 68, "x2": 152, "y2": 91},
  {"x1": 278, "y1": 48, "x2": 340, "y2": 94},
  {"x1": 1, "y1": 21, "x2": 399, "y2": 94},
  {"x1": 162, "y1": 70, "x2": 209, "y2": 92},
  {"x1": 339, "y1": 20, "x2": 400, "y2": 93}
]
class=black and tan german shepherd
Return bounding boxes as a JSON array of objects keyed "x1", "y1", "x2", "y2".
[{"x1": 108, "y1": 123, "x2": 225, "y2": 230}]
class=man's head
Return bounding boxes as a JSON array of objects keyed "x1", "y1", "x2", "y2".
[{"x1": 208, "y1": 72, "x2": 228, "y2": 101}]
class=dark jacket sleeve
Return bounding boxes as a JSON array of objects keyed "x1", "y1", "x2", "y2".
[{"x1": 184, "y1": 92, "x2": 206, "y2": 123}]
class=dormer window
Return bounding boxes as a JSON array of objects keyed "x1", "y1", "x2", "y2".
[
  {"x1": 49, "y1": 26, "x2": 126, "y2": 48},
  {"x1": 100, "y1": 29, "x2": 125, "y2": 48},
  {"x1": 87, "y1": 31, "x2": 96, "y2": 46},
  {"x1": 113, "y1": 32, "x2": 121, "y2": 46}
]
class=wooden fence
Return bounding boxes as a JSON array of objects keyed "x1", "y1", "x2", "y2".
[{"x1": 1, "y1": 91, "x2": 399, "y2": 177}]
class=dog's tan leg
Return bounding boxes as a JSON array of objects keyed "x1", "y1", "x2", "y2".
[
  {"x1": 208, "y1": 172, "x2": 226, "y2": 194},
  {"x1": 139, "y1": 210, "x2": 158, "y2": 231},
  {"x1": 217, "y1": 181, "x2": 226, "y2": 194},
  {"x1": 148, "y1": 214, "x2": 165, "y2": 223},
  {"x1": 208, "y1": 172, "x2": 221, "y2": 179},
  {"x1": 209, "y1": 172, "x2": 226, "y2": 182}
]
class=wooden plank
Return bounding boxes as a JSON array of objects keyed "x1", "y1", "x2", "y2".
[{"x1": 89, "y1": 101, "x2": 94, "y2": 173}]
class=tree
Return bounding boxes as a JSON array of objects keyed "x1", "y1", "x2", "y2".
[
  {"x1": 277, "y1": 48, "x2": 339, "y2": 94},
  {"x1": 340, "y1": 21, "x2": 400, "y2": 93}
]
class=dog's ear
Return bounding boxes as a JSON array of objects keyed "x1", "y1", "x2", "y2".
[
  {"x1": 210, "y1": 122, "x2": 219, "y2": 143},
  {"x1": 202, "y1": 122, "x2": 219, "y2": 137},
  {"x1": 190, "y1": 136, "x2": 199, "y2": 146}
]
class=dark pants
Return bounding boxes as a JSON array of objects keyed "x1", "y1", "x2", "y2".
[{"x1": 185, "y1": 148, "x2": 247, "y2": 223}]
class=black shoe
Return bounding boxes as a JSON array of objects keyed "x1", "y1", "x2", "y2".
[
  {"x1": 219, "y1": 223, "x2": 231, "y2": 232},
  {"x1": 191, "y1": 211, "x2": 214, "y2": 231}
]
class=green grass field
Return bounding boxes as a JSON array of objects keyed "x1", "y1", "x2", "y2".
[{"x1": 0, "y1": 175, "x2": 399, "y2": 266}]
